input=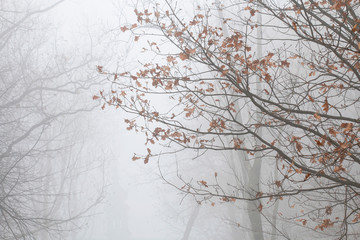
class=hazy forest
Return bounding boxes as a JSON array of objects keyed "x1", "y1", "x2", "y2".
[{"x1": 1, "y1": 0, "x2": 359, "y2": 239}]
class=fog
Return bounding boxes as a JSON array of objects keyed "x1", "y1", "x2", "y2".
[{"x1": 1, "y1": 0, "x2": 359, "y2": 240}]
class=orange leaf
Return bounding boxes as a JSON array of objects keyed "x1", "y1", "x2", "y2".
[
  {"x1": 351, "y1": 24, "x2": 358, "y2": 32},
  {"x1": 93, "y1": 95, "x2": 100, "y2": 100}
]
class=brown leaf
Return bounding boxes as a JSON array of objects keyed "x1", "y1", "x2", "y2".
[
  {"x1": 322, "y1": 97, "x2": 329, "y2": 112},
  {"x1": 314, "y1": 112, "x2": 321, "y2": 120},
  {"x1": 308, "y1": 95, "x2": 315, "y2": 102},
  {"x1": 296, "y1": 141, "x2": 303, "y2": 152},
  {"x1": 292, "y1": 21, "x2": 297, "y2": 31},
  {"x1": 341, "y1": 122, "x2": 353, "y2": 132},
  {"x1": 200, "y1": 180, "x2": 208, "y2": 187},
  {"x1": 179, "y1": 52, "x2": 189, "y2": 61},
  {"x1": 185, "y1": 48, "x2": 196, "y2": 55},
  {"x1": 144, "y1": 155, "x2": 149, "y2": 164},
  {"x1": 325, "y1": 206, "x2": 332, "y2": 215}
]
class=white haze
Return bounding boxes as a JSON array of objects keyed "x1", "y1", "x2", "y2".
[{"x1": 51, "y1": 1, "x2": 193, "y2": 239}]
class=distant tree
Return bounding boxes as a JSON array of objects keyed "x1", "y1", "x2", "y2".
[
  {"x1": 0, "y1": 1, "x2": 103, "y2": 239},
  {"x1": 99, "y1": 0, "x2": 360, "y2": 238}
]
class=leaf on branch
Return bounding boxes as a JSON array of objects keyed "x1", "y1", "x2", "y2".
[
  {"x1": 292, "y1": 21, "x2": 297, "y2": 31},
  {"x1": 92, "y1": 95, "x2": 100, "y2": 100},
  {"x1": 280, "y1": 60, "x2": 290, "y2": 68},
  {"x1": 322, "y1": 97, "x2": 329, "y2": 113},
  {"x1": 120, "y1": 26, "x2": 128, "y2": 32},
  {"x1": 166, "y1": 56, "x2": 176, "y2": 63},
  {"x1": 197, "y1": 14, "x2": 204, "y2": 19},
  {"x1": 144, "y1": 155, "x2": 149, "y2": 164},
  {"x1": 297, "y1": 219, "x2": 307, "y2": 226},
  {"x1": 184, "y1": 106, "x2": 195, "y2": 118},
  {"x1": 334, "y1": 165, "x2": 345, "y2": 173},
  {"x1": 314, "y1": 112, "x2": 321, "y2": 120},
  {"x1": 308, "y1": 95, "x2": 315, "y2": 102},
  {"x1": 200, "y1": 180, "x2": 208, "y2": 187},
  {"x1": 97, "y1": 65, "x2": 103, "y2": 73},
  {"x1": 264, "y1": 73, "x2": 272, "y2": 82},
  {"x1": 325, "y1": 206, "x2": 332, "y2": 215},
  {"x1": 328, "y1": 128, "x2": 338, "y2": 137},
  {"x1": 258, "y1": 203, "x2": 263, "y2": 212},
  {"x1": 189, "y1": 20, "x2": 199, "y2": 26},
  {"x1": 179, "y1": 52, "x2": 189, "y2": 61},
  {"x1": 341, "y1": 122, "x2": 353, "y2": 132},
  {"x1": 352, "y1": 24, "x2": 357, "y2": 32},
  {"x1": 315, "y1": 219, "x2": 334, "y2": 231},
  {"x1": 275, "y1": 180, "x2": 281, "y2": 187},
  {"x1": 143, "y1": 148, "x2": 151, "y2": 164},
  {"x1": 233, "y1": 138, "x2": 243, "y2": 149},
  {"x1": 185, "y1": 48, "x2": 196, "y2": 55}
]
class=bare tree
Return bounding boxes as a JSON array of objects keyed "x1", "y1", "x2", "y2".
[{"x1": 0, "y1": 1, "x2": 103, "y2": 239}]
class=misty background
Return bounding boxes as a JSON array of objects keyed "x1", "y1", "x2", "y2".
[{"x1": 3, "y1": 0, "x2": 357, "y2": 239}]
